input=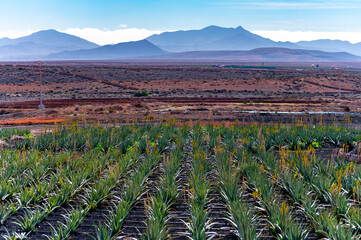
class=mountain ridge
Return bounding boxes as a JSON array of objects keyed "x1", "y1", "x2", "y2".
[
  {"x1": 0, "y1": 29, "x2": 99, "y2": 60},
  {"x1": 295, "y1": 39, "x2": 361, "y2": 56},
  {"x1": 0, "y1": 29, "x2": 98, "y2": 48},
  {"x1": 0, "y1": 26, "x2": 360, "y2": 61},
  {"x1": 146, "y1": 25, "x2": 361, "y2": 56},
  {"x1": 147, "y1": 47, "x2": 361, "y2": 62},
  {"x1": 48, "y1": 39, "x2": 166, "y2": 60},
  {"x1": 146, "y1": 25, "x2": 300, "y2": 52}
]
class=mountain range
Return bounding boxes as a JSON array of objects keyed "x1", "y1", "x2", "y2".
[
  {"x1": 146, "y1": 25, "x2": 297, "y2": 52},
  {"x1": 147, "y1": 26, "x2": 361, "y2": 56},
  {"x1": 296, "y1": 39, "x2": 361, "y2": 56},
  {"x1": 0, "y1": 26, "x2": 361, "y2": 62},
  {"x1": 0, "y1": 30, "x2": 98, "y2": 60},
  {"x1": 152, "y1": 48, "x2": 361, "y2": 62}
]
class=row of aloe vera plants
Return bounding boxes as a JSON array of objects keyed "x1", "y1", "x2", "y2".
[
  {"x1": 46, "y1": 148, "x2": 153, "y2": 240},
  {"x1": 204, "y1": 121, "x2": 361, "y2": 152},
  {"x1": 15, "y1": 148, "x2": 140, "y2": 239},
  {"x1": 1, "y1": 123, "x2": 181, "y2": 240},
  {"x1": 184, "y1": 125, "x2": 215, "y2": 239},
  {"x1": 9, "y1": 120, "x2": 361, "y2": 152},
  {"x1": 205, "y1": 122, "x2": 361, "y2": 240},
  {"x1": 142, "y1": 125, "x2": 188, "y2": 239},
  {"x1": 2, "y1": 121, "x2": 361, "y2": 240},
  {"x1": 1, "y1": 125, "x2": 143, "y2": 239},
  {"x1": 57, "y1": 123, "x2": 181, "y2": 240},
  {"x1": 214, "y1": 146, "x2": 259, "y2": 239},
  {"x1": 90, "y1": 126, "x2": 185, "y2": 240},
  {"x1": 0, "y1": 150, "x2": 101, "y2": 225},
  {"x1": 207, "y1": 125, "x2": 307, "y2": 240},
  {"x1": 90, "y1": 150, "x2": 161, "y2": 240},
  {"x1": 248, "y1": 131, "x2": 361, "y2": 238},
  {"x1": 14, "y1": 122, "x2": 172, "y2": 152},
  {"x1": 271, "y1": 148, "x2": 361, "y2": 239}
]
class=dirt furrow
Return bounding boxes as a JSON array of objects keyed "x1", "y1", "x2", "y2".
[
  {"x1": 117, "y1": 165, "x2": 162, "y2": 238},
  {"x1": 168, "y1": 143, "x2": 192, "y2": 239}
]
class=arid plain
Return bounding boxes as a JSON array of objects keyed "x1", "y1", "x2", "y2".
[{"x1": 1, "y1": 62, "x2": 361, "y2": 125}]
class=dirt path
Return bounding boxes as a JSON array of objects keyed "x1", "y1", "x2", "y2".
[{"x1": 0, "y1": 97, "x2": 330, "y2": 109}]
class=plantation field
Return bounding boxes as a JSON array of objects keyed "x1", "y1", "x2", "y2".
[{"x1": 1, "y1": 121, "x2": 361, "y2": 239}]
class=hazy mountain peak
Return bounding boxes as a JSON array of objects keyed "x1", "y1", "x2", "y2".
[
  {"x1": 48, "y1": 39, "x2": 166, "y2": 60},
  {"x1": 201, "y1": 25, "x2": 246, "y2": 31},
  {"x1": 147, "y1": 25, "x2": 297, "y2": 52},
  {"x1": 113, "y1": 39, "x2": 149, "y2": 46},
  {"x1": 0, "y1": 29, "x2": 98, "y2": 47},
  {"x1": 202, "y1": 25, "x2": 220, "y2": 29},
  {"x1": 35, "y1": 29, "x2": 59, "y2": 34},
  {"x1": 295, "y1": 38, "x2": 361, "y2": 55},
  {"x1": 0, "y1": 29, "x2": 99, "y2": 60}
]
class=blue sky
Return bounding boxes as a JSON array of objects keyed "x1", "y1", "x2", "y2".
[{"x1": 1, "y1": 0, "x2": 361, "y2": 44}]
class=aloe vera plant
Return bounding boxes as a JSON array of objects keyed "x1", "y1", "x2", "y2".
[
  {"x1": 92, "y1": 223, "x2": 113, "y2": 240},
  {"x1": 143, "y1": 142, "x2": 185, "y2": 240},
  {"x1": 46, "y1": 207, "x2": 88, "y2": 240},
  {"x1": 226, "y1": 200, "x2": 259, "y2": 240},
  {"x1": 143, "y1": 195, "x2": 172, "y2": 240},
  {"x1": 214, "y1": 146, "x2": 259, "y2": 240},
  {"x1": 15, "y1": 207, "x2": 45, "y2": 232},
  {"x1": 185, "y1": 129, "x2": 214, "y2": 240},
  {"x1": 0, "y1": 203, "x2": 13, "y2": 224},
  {"x1": 2, "y1": 229, "x2": 28, "y2": 240}
]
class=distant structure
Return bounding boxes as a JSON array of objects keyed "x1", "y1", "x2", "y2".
[
  {"x1": 338, "y1": 69, "x2": 342, "y2": 100},
  {"x1": 36, "y1": 61, "x2": 45, "y2": 109}
]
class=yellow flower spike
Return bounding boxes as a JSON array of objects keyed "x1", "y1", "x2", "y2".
[
  {"x1": 144, "y1": 199, "x2": 148, "y2": 214},
  {"x1": 331, "y1": 183, "x2": 337, "y2": 192},
  {"x1": 252, "y1": 188, "x2": 261, "y2": 199},
  {"x1": 280, "y1": 201, "x2": 286, "y2": 215},
  {"x1": 353, "y1": 188, "x2": 357, "y2": 204},
  {"x1": 252, "y1": 191, "x2": 257, "y2": 199},
  {"x1": 338, "y1": 172, "x2": 342, "y2": 186}
]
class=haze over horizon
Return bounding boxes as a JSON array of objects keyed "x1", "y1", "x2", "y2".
[{"x1": 1, "y1": 0, "x2": 361, "y2": 45}]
